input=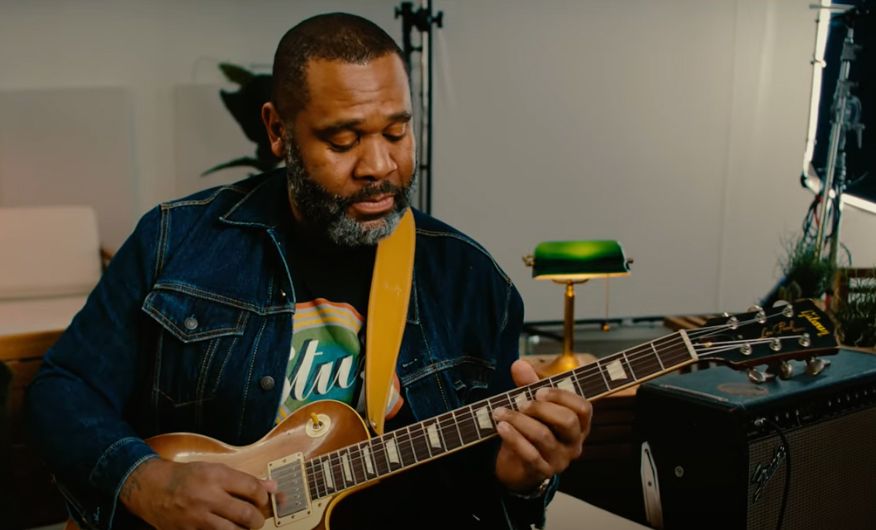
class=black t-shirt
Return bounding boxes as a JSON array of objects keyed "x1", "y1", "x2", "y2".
[{"x1": 278, "y1": 220, "x2": 500, "y2": 529}]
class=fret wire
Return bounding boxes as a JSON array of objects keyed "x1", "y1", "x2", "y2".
[
  {"x1": 424, "y1": 418, "x2": 445, "y2": 457},
  {"x1": 300, "y1": 331, "x2": 717, "y2": 499},
  {"x1": 450, "y1": 410, "x2": 465, "y2": 448},
  {"x1": 621, "y1": 350, "x2": 637, "y2": 380},
  {"x1": 350, "y1": 443, "x2": 365, "y2": 485},
  {"x1": 649, "y1": 342, "x2": 667, "y2": 370},
  {"x1": 457, "y1": 405, "x2": 481, "y2": 444},
  {"x1": 409, "y1": 422, "x2": 430, "y2": 462},
  {"x1": 309, "y1": 457, "x2": 325, "y2": 499},
  {"x1": 372, "y1": 436, "x2": 390, "y2": 476},
  {"x1": 329, "y1": 452, "x2": 343, "y2": 492},
  {"x1": 303, "y1": 460, "x2": 318, "y2": 500},
  {"x1": 398, "y1": 425, "x2": 416, "y2": 466},
  {"x1": 360, "y1": 439, "x2": 377, "y2": 479}
]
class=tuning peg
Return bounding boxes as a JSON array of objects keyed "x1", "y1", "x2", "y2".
[
  {"x1": 779, "y1": 361, "x2": 794, "y2": 379},
  {"x1": 748, "y1": 305, "x2": 767, "y2": 324},
  {"x1": 781, "y1": 304, "x2": 794, "y2": 318},
  {"x1": 747, "y1": 368, "x2": 775, "y2": 384},
  {"x1": 769, "y1": 338, "x2": 782, "y2": 352},
  {"x1": 806, "y1": 357, "x2": 831, "y2": 376},
  {"x1": 727, "y1": 316, "x2": 739, "y2": 330},
  {"x1": 799, "y1": 333, "x2": 811, "y2": 348}
]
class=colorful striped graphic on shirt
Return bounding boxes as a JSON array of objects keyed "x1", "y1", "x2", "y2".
[{"x1": 275, "y1": 298, "x2": 404, "y2": 424}]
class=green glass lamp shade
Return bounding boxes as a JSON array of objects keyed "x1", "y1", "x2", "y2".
[{"x1": 532, "y1": 240, "x2": 630, "y2": 281}]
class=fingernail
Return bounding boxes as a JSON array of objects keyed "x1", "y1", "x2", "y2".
[
  {"x1": 493, "y1": 407, "x2": 508, "y2": 420},
  {"x1": 535, "y1": 388, "x2": 549, "y2": 400}
]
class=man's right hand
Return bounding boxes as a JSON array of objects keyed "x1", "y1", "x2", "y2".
[{"x1": 120, "y1": 458, "x2": 278, "y2": 530}]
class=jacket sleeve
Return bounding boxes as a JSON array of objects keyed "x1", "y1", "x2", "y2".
[{"x1": 25, "y1": 207, "x2": 162, "y2": 530}]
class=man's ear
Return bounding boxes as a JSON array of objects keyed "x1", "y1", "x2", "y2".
[{"x1": 261, "y1": 102, "x2": 287, "y2": 158}]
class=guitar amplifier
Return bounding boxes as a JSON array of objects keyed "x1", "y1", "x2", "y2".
[{"x1": 636, "y1": 349, "x2": 876, "y2": 530}]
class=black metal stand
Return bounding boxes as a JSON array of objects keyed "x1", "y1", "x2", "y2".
[
  {"x1": 813, "y1": 5, "x2": 868, "y2": 266},
  {"x1": 395, "y1": 1, "x2": 443, "y2": 214}
]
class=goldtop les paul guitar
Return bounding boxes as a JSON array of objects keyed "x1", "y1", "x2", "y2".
[{"x1": 66, "y1": 300, "x2": 838, "y2": 530}]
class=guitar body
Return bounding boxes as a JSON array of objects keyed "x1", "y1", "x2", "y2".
[
  {"x1": 68, "y1": 401, "x2": 371, "y2": 530},
  {"x1": 157, "y1": 400, "x2": 370, "y2": 530}
]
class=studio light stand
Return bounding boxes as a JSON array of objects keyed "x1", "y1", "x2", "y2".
[
  {"x1": 395, "y1": 1, "x2": 443, "y2": 214},
  {"x1": 813, "y1": 17, "x2": 865, "y2": 266}
]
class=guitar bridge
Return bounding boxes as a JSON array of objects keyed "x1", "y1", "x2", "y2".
[{"x1": 267, "y1": 453, "x2": 311, "y2": 525}]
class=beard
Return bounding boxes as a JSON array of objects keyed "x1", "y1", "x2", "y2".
[{"x1": 284, "y1": 139, "x2": 414, "y2": 248}]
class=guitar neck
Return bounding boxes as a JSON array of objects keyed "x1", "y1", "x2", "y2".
[{"x1": 300, "y1": 329, "x2": 699, "y2": 500}]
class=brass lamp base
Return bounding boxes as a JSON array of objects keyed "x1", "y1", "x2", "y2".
[{"x1": 531, "y1": 351, "x2": 598, "y2": 379}]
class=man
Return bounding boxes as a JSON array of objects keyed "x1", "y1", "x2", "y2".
[{"x1": 27, "y1": 13, "x2": 591, "y2": 530}]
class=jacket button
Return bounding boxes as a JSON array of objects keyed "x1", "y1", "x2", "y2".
[
  {"x1": 260, "y1": 376, "x2": 275, "y2": 391},
  {"x1": 184, "y1": 316, "x2": 199, "y2": 330},
  {"x1": 280, "y1": 289, "x2": 287, "y2": 299}
]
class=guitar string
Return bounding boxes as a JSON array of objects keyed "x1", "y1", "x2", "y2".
[
  {"x1": 301, "y1": 320, "x2": 798, "y2": 497},
  {"x1": 299, "y1": 311, "x2": 816, "y2": 498},
  {"x1": 302, "y1": 333, "x2": 786, "y2": 499},
  {"x1": 301, "y1": 328, "x2": 701, "y2": 496}
]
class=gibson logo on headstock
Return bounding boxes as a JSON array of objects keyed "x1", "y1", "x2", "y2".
[
  {"x1": 760, "y1": 308, "x2": 831, "y2": 339},
  {"x1": 799, "y1": 309, "x2": 831, "y2": 337},
  {"x1": 761, "y1": 321, "x2": 804, "y2": 339}
]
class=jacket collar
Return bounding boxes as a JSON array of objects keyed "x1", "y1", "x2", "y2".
[{"x1": 218, "y1": 169, "x2": 291, "y2": 229}]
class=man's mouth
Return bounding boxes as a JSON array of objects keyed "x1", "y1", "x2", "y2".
[{"x1": 349, "y1": 194, "x2": 395, "y2": 217}]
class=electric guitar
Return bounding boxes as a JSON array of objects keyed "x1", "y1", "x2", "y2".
[{"x1": 68, "y1": 300, "x2": 837, "y2": 529}]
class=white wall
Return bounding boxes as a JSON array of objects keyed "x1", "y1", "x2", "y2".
[{"x1": 1, "y1": 0, "x2": 872, "y2": 321}]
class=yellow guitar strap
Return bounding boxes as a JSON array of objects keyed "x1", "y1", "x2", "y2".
[{"x1": 365, "y1": 208, "x2": 415, "y2": 435}]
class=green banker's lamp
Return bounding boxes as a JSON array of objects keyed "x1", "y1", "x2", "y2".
[{"x1": 523, "y1": 241, "x2": 632, "y2": 377}]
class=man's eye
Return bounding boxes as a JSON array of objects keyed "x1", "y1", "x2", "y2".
[
  {"x1": 384, "y1": 124, "x2": 407, "y2": 141},
  {"x1": 327, "y1": 134, "x2": 358, "y2": 152},
  {"x1": 329, "y1": 141, "x2": 356, "y2": 152}
]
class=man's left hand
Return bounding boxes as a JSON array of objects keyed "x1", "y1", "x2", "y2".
[{"x1": 493, "y1": 359, "x2": 593, "y2": 494}]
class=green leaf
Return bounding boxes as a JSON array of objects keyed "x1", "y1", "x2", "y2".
[{"x1": 218, "y1": 62, "x2": 254, "y2": 86}]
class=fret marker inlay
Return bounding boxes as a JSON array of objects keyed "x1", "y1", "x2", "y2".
[
  {"x1": 363, "y1": 446, "x2": 375, "y2": 475},
  {"x1": 427, "y1": 424, "x2": 442, "y2": 449},
  {"x1": 475, "y1": 406, "x2": 492, "y2": 430},
  {"x1": 386, "y1": 438, "x2": 400, "y2": 464},
  {"x1": 322, "y1": 460, "x2": 333, "y2": 489},
  {"x1": 557, "y1": 377, "x2": 576, "y2": 394},
  {"x1": 606, "y1": 360, "x2": 627, "y2": 381},
  {"x1": 513, "y1": 393, "x2": 528, "y2": 408}
]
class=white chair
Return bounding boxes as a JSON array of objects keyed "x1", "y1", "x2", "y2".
[
  {"x1": 0, "y1": 206, "x2": 104, "y2": 337},
  {"x1": 0, "y1": 206, "x2": 106, "y2": 528}
]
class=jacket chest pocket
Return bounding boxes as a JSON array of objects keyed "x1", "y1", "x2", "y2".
[{"x1": 143, "y1": 289, "x2": 249, "y2": 408}]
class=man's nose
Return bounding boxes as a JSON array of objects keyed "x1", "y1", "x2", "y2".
[{"x1": 353, "y1": 136, "x2": 396, "y2": 181}]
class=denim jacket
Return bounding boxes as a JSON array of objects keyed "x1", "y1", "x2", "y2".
[{"x1": 26, "y1": 170, "x2": 556, "y2": 529}]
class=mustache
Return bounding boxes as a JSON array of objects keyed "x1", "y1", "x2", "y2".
[{"x1": 338, "y1": 180, "x2": 406, "y2": 207}]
